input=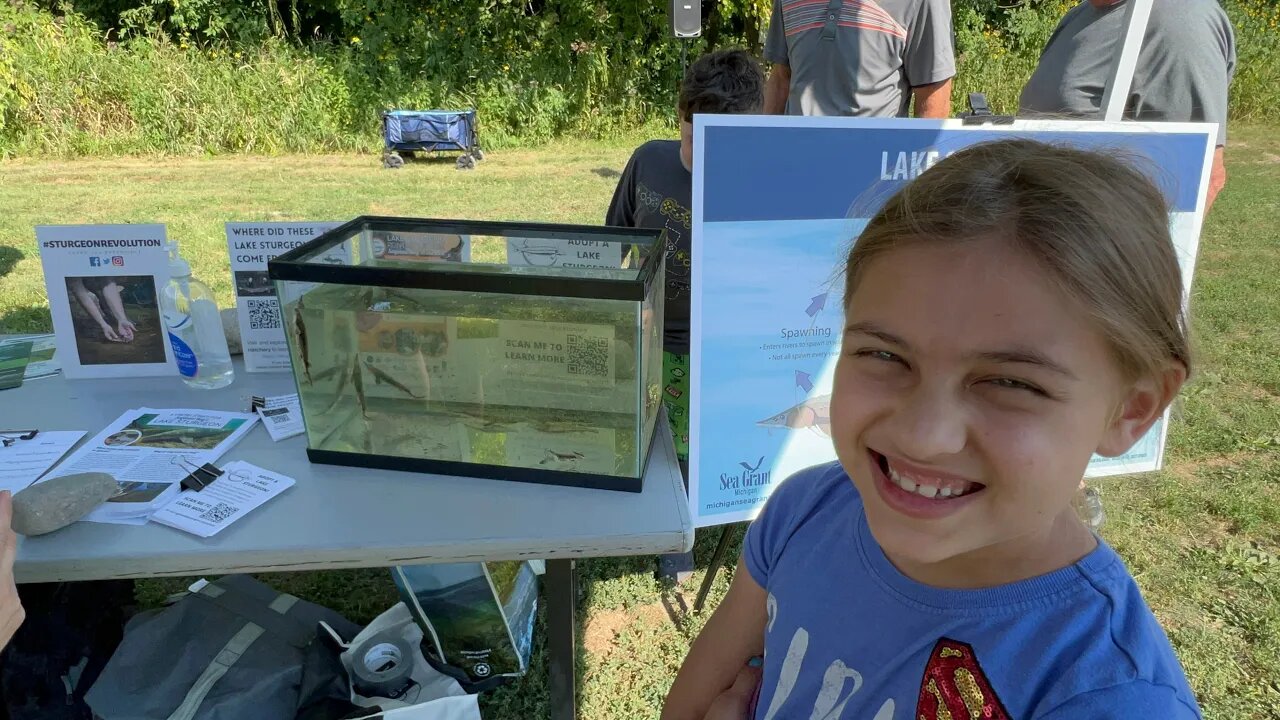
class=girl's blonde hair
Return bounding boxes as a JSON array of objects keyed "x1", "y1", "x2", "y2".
[{"x1": 845, "y1": 139, "x2": 1190, "y2": 382}]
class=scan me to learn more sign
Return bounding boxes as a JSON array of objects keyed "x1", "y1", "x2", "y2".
[{"x1": 688, "y1": 116, "x2": 1216, "y2": 528}]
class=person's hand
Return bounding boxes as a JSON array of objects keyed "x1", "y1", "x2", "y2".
[
  {"x1": 117, "y1": 318, "x2": 137, "y2": 342},
  {"x1": 703, "y1": 662, "x2": 762, "y2": 720},
  {"x1": 0, "y1": 492, "x2": 26, "y2": 651},
  {"x1": 100, "y1": 323, "x2": 122, "y2": 342}
]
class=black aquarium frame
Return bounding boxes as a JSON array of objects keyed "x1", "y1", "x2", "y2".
[
  {"x1": 270, "y1": 214, "x2": 665, "y2": 493},
  {"x1": 268, "y1": 216, "x2": 662, "y2": 302}
]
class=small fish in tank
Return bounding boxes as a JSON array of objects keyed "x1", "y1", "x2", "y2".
[{"x1": 283, "y1": 283, "x2": 661, "y2": 480}]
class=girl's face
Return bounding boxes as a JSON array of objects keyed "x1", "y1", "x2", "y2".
[{"x1": 832, "y1": 237, "x2": 1165, "y2": 578}]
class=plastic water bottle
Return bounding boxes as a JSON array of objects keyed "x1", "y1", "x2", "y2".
[
  {"x1": 1076, "y1": 485, "x2": 1106, "y2": 530},
  {"x1": 160, "y1": 241, "x2": 235, "y2": 389}
]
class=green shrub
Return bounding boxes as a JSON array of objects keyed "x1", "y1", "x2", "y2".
[
  {"x1": 951, "y1": 0, "x2": 1073, "y2": 114},
  {"x1": 1, "y1": 0, "x2": 1276, "y2": 157},
  {"x1": 0, "y1": 6, "x2": 366, "y2": 156},
  {"x1": 1225, "y1": 0, "x2": 1280, "y2": 121}
]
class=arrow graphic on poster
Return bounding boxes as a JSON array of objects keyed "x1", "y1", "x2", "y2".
[
  {"x1": 805, "y1": 293, "x2": 828, "y2": 318},
  {"x1": 795, "y1": 370, "x2": 813, "y2": 393}
]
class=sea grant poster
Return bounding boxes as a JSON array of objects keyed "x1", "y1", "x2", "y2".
[{"x1": 689, "y1": 117, "x2": 1216, "y2": 527}]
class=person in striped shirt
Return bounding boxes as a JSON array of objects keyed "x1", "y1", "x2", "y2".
[{"x1": 763, "y1": 0, "x2": 955, "y2": 119}]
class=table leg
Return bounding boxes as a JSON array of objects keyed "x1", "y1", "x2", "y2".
[{"x1": 546, "y1": 558, "x2": 577, "y2": 720}]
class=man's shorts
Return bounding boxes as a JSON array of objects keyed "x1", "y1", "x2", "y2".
[{"x1": 662, "y1": 351, "x2": 689, "y2": 461}]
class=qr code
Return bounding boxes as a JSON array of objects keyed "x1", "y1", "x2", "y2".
[
  {"x1": 198, "y1": 502, "x2": 236, "y2": 524},
  {"x1": 247, "y1": 299, "x2": 281, "y2": 330},
  {"x1": 567, "y1": 334, "x2": 610, "y2": 377}
]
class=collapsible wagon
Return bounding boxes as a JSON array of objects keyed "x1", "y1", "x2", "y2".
[{"x1": 381, "y1": 109, "x2": 483, "y2": 170}]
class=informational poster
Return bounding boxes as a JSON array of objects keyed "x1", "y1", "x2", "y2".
[
  {"x1": 36, "y1": 224, "x2": 175, "y2": 379},
  {"x1": 226, "y1": 222, "x2": 344, "y2": 372},
  {"x1": 690, "y1": 117, "x2": 1215, "y2": 527},
  {"x1": 505, "y1": 237, "x2": 623, "y2": 269},
  {"x1": 370, "y1": 230, "x2": 472, "y2": 263},
  {"x1": 352, "y1": 314, "x2": 622, "y2": 412}
]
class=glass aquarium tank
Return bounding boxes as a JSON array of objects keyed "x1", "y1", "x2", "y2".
[{"x1": 268, "y1": 217, "x2": 664, "y2": 492}]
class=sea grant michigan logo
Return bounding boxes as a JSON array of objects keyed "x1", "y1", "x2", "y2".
[{"x1": 720, "y1": 455, "x2": 772, "y2": 491}]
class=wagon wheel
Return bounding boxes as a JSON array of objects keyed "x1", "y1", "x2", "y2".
[
  {"x1": 473, "y1": 147, "x2": 485, "y2": 161},
  {"x1": 382, "y1": 152, "x2": 404, "y2": 170},
  {"x1": 456, "y1": 154, "x2": 476, "y2": 170}
]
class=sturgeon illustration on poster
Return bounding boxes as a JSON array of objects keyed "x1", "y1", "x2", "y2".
[{"x1": 689, "y1": 117, "x2": 1215, "y2": 527}]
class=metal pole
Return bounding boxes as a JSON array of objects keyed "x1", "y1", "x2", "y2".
[
  {"x1": 1099, "y1": 0, "x2": 1155, "y2": 122},
  {"x1": 693, "y1": 525, "x2": 736, "y2": 613},
  {"x1": 546, "y1": 559, "x2": 578, "y2": 720}
]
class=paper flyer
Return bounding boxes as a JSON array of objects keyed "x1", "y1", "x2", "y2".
[
  {"x1": 18, "y1": 335, "x2": 60, "y2": 380},
  {"x1": 0, "y1": 430, "x2": 85, "y2": 494},
  {"x1": 43, "y1": 406, "x2": 259, "y2": 524},
  {"x1": 226, "y1": 222, "x2": 345, "y2": 372},
  {"x1": 0, "y1": 339, "x2": 31, "y2": 391},
  {"x1": 252, "y1": 393, "x2": 305, "y2": 441},
  {"x1": 36, "y1": 224, "x2": 175, "y2": 379},
  {"x1": 152, "y1": 461, "x2": 295, "y2": 537}
]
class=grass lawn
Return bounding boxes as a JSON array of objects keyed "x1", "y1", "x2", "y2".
[{"x1": 2, "y1": 128, "x2": 1278, "y2": 719}]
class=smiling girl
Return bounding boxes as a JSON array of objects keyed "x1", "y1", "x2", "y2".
[{"x1": 663, "y1": 139, "x2": 1200, "y2": 719}]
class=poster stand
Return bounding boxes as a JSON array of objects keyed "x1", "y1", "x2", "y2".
[{"x1": 690, "y1": 2, "x2": 1158, "y2": 612}]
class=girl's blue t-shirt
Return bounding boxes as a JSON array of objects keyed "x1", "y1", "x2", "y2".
[{"x1": 743, "y1": 461, "x2": 1200, "y2": 720}]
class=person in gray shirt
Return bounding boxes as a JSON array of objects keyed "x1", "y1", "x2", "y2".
[
  {"x1": 1021, "y1": 0, "x2": 1236, "y2": 210},
  {"x1": 763, "y1": 0, "x2": 955, "y2": 118}
]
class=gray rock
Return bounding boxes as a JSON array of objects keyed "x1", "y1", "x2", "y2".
[
  {"x1": 13, "y1": 472, "x2": 118, "y2": 536},
  {"x1": 221, "y1": 307, "x2": 243, "y2": 355}
]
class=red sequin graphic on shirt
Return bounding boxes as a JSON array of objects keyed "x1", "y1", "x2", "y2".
[{"x1": 915, "y1": 639, "x2": 1011, "y2": 720}]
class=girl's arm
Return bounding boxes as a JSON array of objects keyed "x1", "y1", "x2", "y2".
[{"x1": 662, "y1": 557, "x2": 768, "y2": 720}]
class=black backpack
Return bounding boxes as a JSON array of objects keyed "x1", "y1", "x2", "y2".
[{"x1": 0, "y1": 580, "x2": 136, "y2": 720}]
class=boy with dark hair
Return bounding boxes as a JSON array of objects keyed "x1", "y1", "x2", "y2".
[{"x1": 606, "y1": 49, "x2": 765, "y2": 582}]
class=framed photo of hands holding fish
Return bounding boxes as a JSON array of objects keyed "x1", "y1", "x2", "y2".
[{"x1": 36, "y1": 224, "x2": 176, "y2": 380}]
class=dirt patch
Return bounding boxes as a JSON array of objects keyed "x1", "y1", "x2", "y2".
[
  {"x1": 1263, "y1": 153, "x2": 1280, "y2": 164},
  {"x1": 583, "y1": 603, "x2": 669, "y2": 659},
  {"x1": 1167, "y1": 451, "x2": 1261, "y2": 483},
  {"x1": 583, "y1": 609, "x2": 631, "y2": 657}
]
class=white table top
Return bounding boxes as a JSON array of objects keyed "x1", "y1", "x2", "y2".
[{"x1": 7, "y1": 358, "x2": 693, "y2": 583}]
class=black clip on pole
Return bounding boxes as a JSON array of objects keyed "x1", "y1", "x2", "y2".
[{"x1": 960, "y1": 92, "x2": 1015, "y2": 126}]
